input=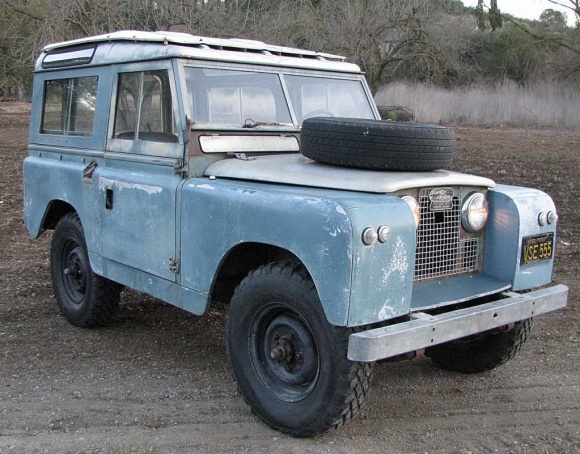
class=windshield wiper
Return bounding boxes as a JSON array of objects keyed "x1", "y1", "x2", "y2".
[{"x1": 243, "y1": 118, "x2": 293, "y2": 128}]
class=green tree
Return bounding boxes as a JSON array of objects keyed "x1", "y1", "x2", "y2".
[
  {"x1": 540, "y1": 8, "x2": 568, "y2": 30},
  {"x1": 475, "y1": 0, "x2": 487, "y2": 31},
  {"x1": 489, "y1": 23, "x2": 547, "y2": 85},
  {"x1": 489, "y1": 0, "x2": 503, "y2": 31}
]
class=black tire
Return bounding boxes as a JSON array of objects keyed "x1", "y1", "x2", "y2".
[
  {"x1": 300, "y1": 117, "x2": 456, "y2": 171},
  {"x1": 425, "y1": 319, "x2": 533, "y2": 373},
  {"x1": 50, "y1": 213, "x2": 122, "y2": 327},
  {"x1": 226, "y1": 260, "x2": 374, "y2": 437}
]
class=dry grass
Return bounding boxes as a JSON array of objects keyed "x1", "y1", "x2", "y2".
[{"x1": 375, "y1": 81, "x2": 580, "y2": 128}]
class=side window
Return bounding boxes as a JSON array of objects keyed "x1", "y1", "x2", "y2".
[
  {"x1": 41, "y1": 76, "x2": 98, "y2": 136},
  {"x1": 113, "y1": 70, "x2": 177, "y2": 143}
]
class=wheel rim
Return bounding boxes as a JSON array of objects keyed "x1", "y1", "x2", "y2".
[
  {"x1": 61, "y1": 241, "x2": 88, "y2": 305},
  {"x1": 249, "y1": 304, "x2": 319, "y2": 403}
]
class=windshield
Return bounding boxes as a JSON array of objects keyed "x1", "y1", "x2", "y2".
[
  {"x1": 284, "y1": 75, "x2": 374, "y2": 123},
  {"x1": 184, "y1": 66, "x2": 375, "y2": 127},
  {"x1": 185, "y1": 67, "x2": 292, "y2": 126}
]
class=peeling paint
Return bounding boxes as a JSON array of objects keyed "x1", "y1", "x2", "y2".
[
  {"x1": 378, "y1": 301, "x2": 398, "y2": 319},
  {"x1": 98, "y1": 177, "x2": 162, "y2": 195},
  {"x1": 380, "y1": 236, "x2": 409, "y2": 286},
  {"x1": 194, "y1": 184, "x2": 216, "y2": 190},
  {"x1": 324, "y1": 226, "x2": 342, "y2": 237}
]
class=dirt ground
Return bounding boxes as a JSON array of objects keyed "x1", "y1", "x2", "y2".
[{"x1": 0, "y1": 102, "x2": 578, "y2": 453}]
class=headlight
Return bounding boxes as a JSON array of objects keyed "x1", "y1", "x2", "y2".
[
  {"x1": 461, "y1": 192, "x2": 489, "y2": 232},
  {"x1": 402, "y1": 196, "x2": 421, "y2": 228}
]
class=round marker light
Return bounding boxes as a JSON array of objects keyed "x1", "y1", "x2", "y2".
[
  {"x1": 362, "y1": 227, "x2": 378, "y2": 245},
  {"x1": 538, "y1": 212, "x2": 548, "y2": 226},
  {"x1": 461, "y1": 192, "x2": 489, "y2": 232},
  {"x1": 402, "y1": 196, "x2": 421, "y2": 228},
  {"x1": 547, "y1": 211, "x2": 558, "y2": 225},
  {"x1": 377, "y1": 225, "x2": 390, "y2": 243}
]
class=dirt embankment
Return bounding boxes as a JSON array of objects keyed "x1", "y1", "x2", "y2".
[{"x1": 1, "y1": 103, "x2": 578, "y2": 453}]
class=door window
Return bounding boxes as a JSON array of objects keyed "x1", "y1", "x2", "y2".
[{"x1": 113, "y1": 70, "x2": 177, "y2": 143}]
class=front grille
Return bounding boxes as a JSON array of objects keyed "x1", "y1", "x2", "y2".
[{"x1": 414, "y1": 188, "x2": 480, "y2": 282}]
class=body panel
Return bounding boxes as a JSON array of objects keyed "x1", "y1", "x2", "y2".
[
  {"x1": 485, "y1": 185, "x2": 557, "y2": 290},
  {"x1": 179, "y1": 178, "x2": 356, "y2": 326},
  {"x1": 205, "y1": 154, "x2": 496, "y2": 194}
]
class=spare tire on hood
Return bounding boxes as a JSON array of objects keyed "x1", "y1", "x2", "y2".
[{"x1": 300, "y1": 117, "x2": 456, "y2": 171}]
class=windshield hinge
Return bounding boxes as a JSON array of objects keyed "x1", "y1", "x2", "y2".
[
  {"x1": 174, "y1": 159, "x2": 187, "y2": 175},
  {"x1": 234, "y1": 153, "x2": 255, "y2": 161}
]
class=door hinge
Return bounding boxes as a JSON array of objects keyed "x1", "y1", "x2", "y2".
[
  {"x1": 174, "y1": 160, "x2": 187, "y2": 176},
  {"x1": 169, "y1": 258, "x2": 180, "y2": 274}
]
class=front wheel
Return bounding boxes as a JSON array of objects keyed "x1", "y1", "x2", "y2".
[
  {"x1": 51, "y1": 213, "x2": 122, "y2": 327},
  {"x1": 226, "y1": 260, "x2": 374, "y2": 437},
  {"x1": 425, "y1": 319, "x2": 533, "y2": 373}
]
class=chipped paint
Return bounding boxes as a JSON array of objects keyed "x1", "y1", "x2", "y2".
[
  {"x1": 380, "y1": 236, "x2": 409, "y2": 286},
  {"x1": 378, "y1": 301, "x2": 398, "y2": 319},
  {"x1": 98, "y1": 177, "x2": 162, "y2": 195},
  {"x1": 324, "y1": 226, "x2": 343, "y2": 237},
  {"x1": 194, "y1": 184, "x2": 216, "y2": 190}
]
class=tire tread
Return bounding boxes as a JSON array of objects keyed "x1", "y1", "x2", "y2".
[
  {"x1": 226, "y1": 260, "x2": 374, "y2": 437},
  {"x1": 300, "y1": 117, "x2": 456, "y2": 171}
]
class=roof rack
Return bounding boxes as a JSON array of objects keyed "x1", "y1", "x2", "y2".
[{"x1": 43, "y1": 30, "x2": 346, "y2": 63}]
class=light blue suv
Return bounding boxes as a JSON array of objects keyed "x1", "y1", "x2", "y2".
[{"x1": 24, "y1": 31, "x2": 567, "y2": 437}]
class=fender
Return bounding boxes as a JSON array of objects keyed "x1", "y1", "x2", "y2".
[
  {"x1": 180, "y1": 177, "x2": 416, "y2": 326},
  {"x1": 485, "y1": 184, "x2": 558, "y2": 290}
]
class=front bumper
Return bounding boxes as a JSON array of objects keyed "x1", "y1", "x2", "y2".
[{"x1": 348, "y1": 284, "x2": 568, "y2": 362}]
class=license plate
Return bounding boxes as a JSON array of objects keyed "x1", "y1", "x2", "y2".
[{"x1": 521, "y1": 233, "x2": 554, "y2": 265}]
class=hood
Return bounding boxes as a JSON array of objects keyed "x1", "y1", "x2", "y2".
[{"x1": 204, "y1": 154, "x2": 495, "y2": 193}]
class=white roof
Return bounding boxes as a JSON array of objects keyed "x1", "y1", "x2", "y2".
[
  {"x1": 40, "y1": 30, "x2": 362, "y2": 73},
  {"x1": 43, "y1": 30, "x2": 346, "y2": 61}
]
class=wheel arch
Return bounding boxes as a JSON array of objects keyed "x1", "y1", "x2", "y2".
[
  {"x1": 208, "y1": 242, "x2": 302, "y2": 307},
  {"x1": 25, "y1": 199, "x2": 77, "y2": 238},
  {"x1": 42, "y1": 200, "x2": 77, "y2": 230}
]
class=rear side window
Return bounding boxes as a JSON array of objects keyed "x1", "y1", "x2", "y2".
[
  {"x1": 113, "y1": 70, "x2": 177, "y2": 143},
  {"x1": 41, "y1": 76, "x2": 98, "y2": 136}
]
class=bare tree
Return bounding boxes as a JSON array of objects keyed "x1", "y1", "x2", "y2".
[{"x1": 249, "y1": 0, "x2": 440, "y2": 94}]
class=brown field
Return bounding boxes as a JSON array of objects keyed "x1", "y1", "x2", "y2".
[{"x1": 1, "y1": 103, "x2": 578, "y2": 453}]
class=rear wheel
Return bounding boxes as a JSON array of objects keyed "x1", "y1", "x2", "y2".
[
  {"x1": 426, "y1": 319, "x2": 533, "y2": 373},
  {"x1": 51, "y1": 213, "x2": 122, "y2": 327},
  {"x1": 226, "y1": 260, "x2": 374, "y2": 437}
]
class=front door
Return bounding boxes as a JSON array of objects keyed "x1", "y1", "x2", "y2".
[{"x1": 98, "y1": 62, "x2": 184, "y2": 282}]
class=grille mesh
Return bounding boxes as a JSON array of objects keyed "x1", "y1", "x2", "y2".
[{"x1": 414, "y1": 189, "x2": 480, "y2": 281}]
